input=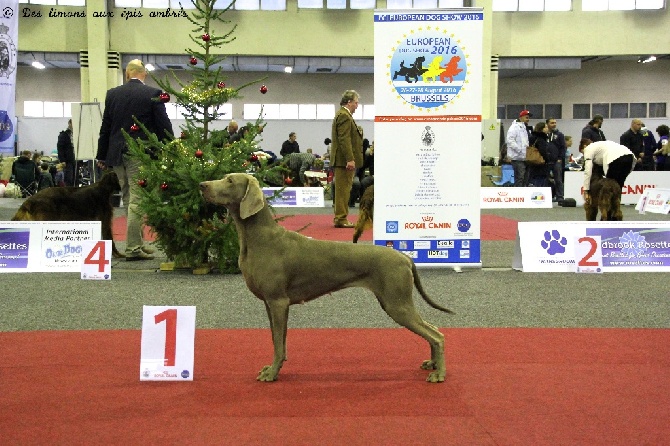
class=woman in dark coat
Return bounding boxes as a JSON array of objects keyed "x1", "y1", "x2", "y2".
[{"x1": 527, "y1": 121, "x2": 550, "y2": 187}]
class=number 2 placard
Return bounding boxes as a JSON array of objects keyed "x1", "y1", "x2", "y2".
[
  {"x1": 140, "y1": 306, "x2": 196, "y2": 381},
  {"x1": 574, "y1": 235, "x2": 603, "y2": 274}
]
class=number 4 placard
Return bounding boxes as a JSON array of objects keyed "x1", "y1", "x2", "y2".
[
  {"x1": 140, "y1": 306, "x2": 196, "y2": 381},
  {"x1": 574, "y1": 235, "x2": 603, "y2": 274},
  {"x1": 81, "y1": 240, "x2": 112, "y2": 280}
]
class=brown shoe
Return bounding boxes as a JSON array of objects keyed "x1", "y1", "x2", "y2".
[
  {"x1": 334, "y1": 221, "x2": 354, "y2": 228},
  {"x1": 126, "y1": 250, "x2": 155, "y2": 261}
]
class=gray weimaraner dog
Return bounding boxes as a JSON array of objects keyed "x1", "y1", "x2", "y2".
[{"x1": 200, "y1": 173, "x2": 453, "y2": 383}]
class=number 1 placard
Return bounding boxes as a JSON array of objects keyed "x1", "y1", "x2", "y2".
[{"x1": 140, "y1": 306, "x2": 196, "y2": 381}]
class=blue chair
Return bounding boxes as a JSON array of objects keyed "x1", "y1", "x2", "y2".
[{"x1": 488, "y1": 164, "x2": 514, "y2": 187}]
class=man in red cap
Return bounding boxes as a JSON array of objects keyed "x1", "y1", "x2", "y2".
[{"x1": 506, "y1": 109, "x2": 532, "y2": 187}]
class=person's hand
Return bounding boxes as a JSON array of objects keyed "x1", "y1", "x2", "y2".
[
  {"x1": 583, "y1": 191, "x2": 591, "y2": 206},
  {"x1": 346, "y1": 160, "x2": 355, "y2": 171}
]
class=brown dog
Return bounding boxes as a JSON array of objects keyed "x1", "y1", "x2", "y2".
[
  {"x1": 585, "y1": 177, "x2": 623, "y2": 221},
  {"x1": 200, "y1": 173, "x2": 452, "y2": 383},
  {"x1": 12, "y1": 171, "x2": 125, "y2": 258},
  {"x1": 353, "y1": 185, "x2": 373, "y2": 243}
]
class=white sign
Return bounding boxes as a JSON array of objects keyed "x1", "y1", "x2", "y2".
[
  {"x1": 565, "y1": 171, "x2": 670, "y2": 206},
  {"x1": 481, "y1": 187, "x2": 552, "y2": 209},
  {"x1": 513, "y1": 221, "x2": 670, "y2": 273},
  {"x1": 140, "y1": 306, "x2": 196, "y2": 381},
  {"x1": 0, "y1": 221, "x2": 102, "y2": 273},
  {"x1": 635, "y1": 188, "x2": 670, "y2": 215},
  {"x1": 262, "y1": 187, "x2": 324, "y2": 207},
  {"x1": 81, "y1": 240, "x2": 112, "y2": 280},
  {"x1": 373, "y1": 8, "x2": 484, "y2": 268},
  {"x1": 574, "y1": 235, "x2": 603, "y2": 274}
]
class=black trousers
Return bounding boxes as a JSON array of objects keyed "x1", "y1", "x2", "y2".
[{"x1": 606, "y1": 154, "x2": 635, "y2": 188}]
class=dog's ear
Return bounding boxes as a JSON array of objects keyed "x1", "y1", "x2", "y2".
[{"x1": 239, "y1": 175, "x2": 265, "y2": 219}]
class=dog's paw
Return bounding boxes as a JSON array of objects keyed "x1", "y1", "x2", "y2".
[
  {"x1": 420, "y1": 359, "x2": 437, "y2": 370},
  {"x1": 540, "y1": 230, "x2": 567, "y2": 255},
  {"x1": 257, "y1": 365, "x2": 279, "y2": 382},
  {"x1": 426, "y1": 370, "x2": 445, "y2": 383}
]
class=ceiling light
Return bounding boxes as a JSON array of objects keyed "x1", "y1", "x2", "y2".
[
  {"x1": 284, "y1": 66, "x2": 293, "y2": 74},
  {"x1": 31, "y1": 61, "x2": 45, "y2": 69},
  {"x1": 145, "y1": 63, "x2": 156, "y2": 71}
]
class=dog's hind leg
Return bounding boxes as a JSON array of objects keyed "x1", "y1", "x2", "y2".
[
  {"x1": 385, "y1": 305, "x2": 445, "y2": 383},
  {"x1": 258, "y1": 298, "x2": 290, "y2": 382},
  {"x1": 375, "y1": 277, "x2": 446, "y2": 383},
  {"x1": 612, "y1": 193, "x2": 623, "y2": 221}
]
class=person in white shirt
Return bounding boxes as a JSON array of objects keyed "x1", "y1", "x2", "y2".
[
  {"x1": 582, "y1": 139, "x2": 636, "y2": 204},
  {"x1": 506, "y1": 109, "x2": 531, "y2": 187}
]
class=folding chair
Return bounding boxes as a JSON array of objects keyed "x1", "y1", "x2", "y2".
[
  {"x1": 488, "y1": 163, "x2": 514, "y2": 187},
  {"x1": 10, "y1": 160, "x2": 39, "y2": 198}
]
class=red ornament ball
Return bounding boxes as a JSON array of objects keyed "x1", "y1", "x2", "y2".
[
  {"x1": 217, "y1": 81, "x2": 225, "y2": 89},
  {"x1": 260, "y1": 85, "x2": 268, "y2": 94},
  {"x1": 195, "y1": 149, "x2": 204, "y2": 159},
  {"x1": 201, "y1": 33, "x2": 210, "y2": 42},
  {"x1": 160, "y1": 182, "x2": 169, "y2": 191},
  {"x1": 284, "y1": 177, "x2": 293, "y2": 185},
  {"x1": 138, "y1": 179, "x2": 147, "y2": 188},
  {"x1": 159, "y1": 92, "x2": 170, "y2": 103},
  {"x1": 189, "y1": 57, "x2": 198, "y2": 66},
  {"x1": 130, "y1": 124, "x2": 139, "y2": 132},
  {"x1": 250, "y1": 154, "x2": 259, "y2": 162}
]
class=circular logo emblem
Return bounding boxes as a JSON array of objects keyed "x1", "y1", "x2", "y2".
[
  {"x1": 457, "y1": 218, "x2": 471, "y2": 233},
  {"x1": 0, "y1": 23, "x2": 17, "y2": 79},
  {"x1": 388, "y1": 28, "x2": 468, "y2": 111}
]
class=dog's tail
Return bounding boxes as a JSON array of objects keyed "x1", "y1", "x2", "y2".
[
  {"x1": 412, "y1": 263, "x2": 454, "y2": 314},
  {"x1": 11, "y1": 206, "x2": 31, "y2": 221}
]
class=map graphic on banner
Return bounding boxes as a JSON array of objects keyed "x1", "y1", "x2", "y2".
[{"x1": 374, "y1": 9, "x2": 483, "y2": 267}]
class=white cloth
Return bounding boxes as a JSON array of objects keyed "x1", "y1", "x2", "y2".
[
  {"x1": 582, "y1": 140, "x2": 635, "y2": 191},
  {"x1": 506, "y1": 120, "x2": 529, "y2": 161}
]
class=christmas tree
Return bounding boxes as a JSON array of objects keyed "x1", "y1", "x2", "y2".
[{"x1": 126, "y1": 0, "x2": 282, "y2": 273}]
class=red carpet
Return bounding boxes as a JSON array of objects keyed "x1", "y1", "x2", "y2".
[
  {"x1": 112, "y1": 214, "x2": 518, "y2": 243},
  {"x1": 1, "y1": 328, "x2": 668, "y2": 445}
]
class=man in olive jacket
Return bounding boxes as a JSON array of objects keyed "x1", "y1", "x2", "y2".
[{"x1": 331, "y1": 90, "x2": 363, "y2": 228}]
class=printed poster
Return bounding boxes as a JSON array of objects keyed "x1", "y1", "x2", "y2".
[{"x1": 373, "y1": 9, "x2": 483, "y2": 267}]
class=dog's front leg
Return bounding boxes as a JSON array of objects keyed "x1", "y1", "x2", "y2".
[{"x1": 257, "y1": 298, "x2": 290, "y2": 382}]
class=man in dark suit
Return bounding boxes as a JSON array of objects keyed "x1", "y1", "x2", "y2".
[
  {"x1": 331, "y1": 90, "x2": 363, "y2": 228},
  {"x1": 96, "y1": 59, "x2": 173, "y2": 260},
  {"x1": 57, "y1": 119, "x2": 76, "y2": 186}
]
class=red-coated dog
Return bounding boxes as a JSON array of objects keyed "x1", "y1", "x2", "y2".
[{"x1": 12, "y1": 171, "x2": 125, "y2": 257}]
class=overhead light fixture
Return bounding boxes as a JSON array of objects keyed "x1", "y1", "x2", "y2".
[
  {"x1": 31, "y1": 60, "x2": 45, "y2": 69},
  {"x1": 145, "y1": 63, "x2": 156, "y2": 71},
  {"x1": 284, "y1": 66, "x2": 293, "y2": 74},
  {"x1": 638, "y1": 55, "x2": 657, "y2": 64}
]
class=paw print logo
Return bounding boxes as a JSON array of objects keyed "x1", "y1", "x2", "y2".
[{"x1": 541, "y1": 230, "x2": 567, "y2": 255}]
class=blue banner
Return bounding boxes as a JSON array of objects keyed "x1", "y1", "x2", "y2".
[{"x1": 0, "y1": 0, "x2": 17, "y2": 156}]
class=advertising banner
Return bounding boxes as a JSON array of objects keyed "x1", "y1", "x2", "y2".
[
  {"x1": 0, "y1": 0, "x2": 17, "y2": 156},
  {"x1": 513, "y1": 221, "x2": 670, "y2": 273},
  {"x1": 565, "y1": 171, "x2": 670, "y2": 206},
  {"x1": 373, "y1": 9, "x2": 483, "y2": 267},
  {"x1": 635, "y1": 188, "x2": 670, "y2": 215},
  {"x1": 0, "y1": 221, "x2": 102, "y2": 272},
  {"x1": 481, "y1": 187, "x2": 552, "y2": 209},
  {"x1": 262, "y1": 187, "x2": 325, "y2": 207}
]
